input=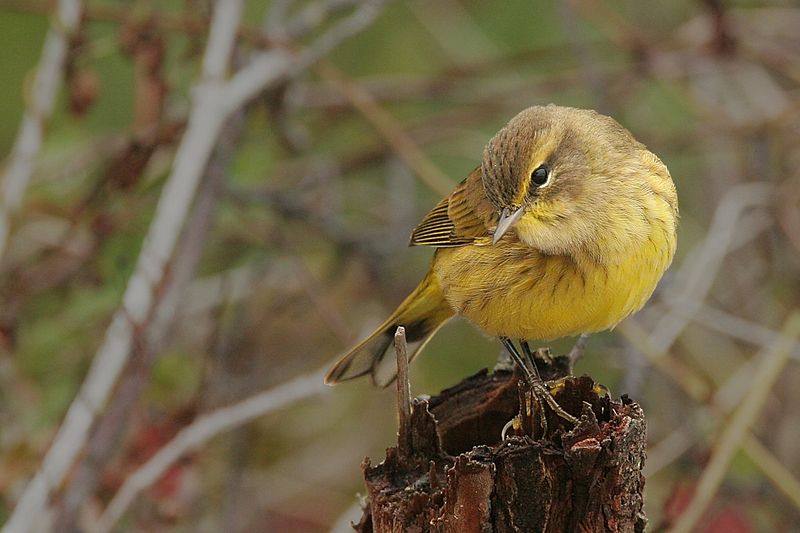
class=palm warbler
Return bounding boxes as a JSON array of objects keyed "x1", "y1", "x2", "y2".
[{"x1": 325, "y1": 105, "x2": 678, "y2": 387}]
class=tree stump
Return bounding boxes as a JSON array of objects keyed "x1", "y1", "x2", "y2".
[{"x1": 355, "y1": 347, "x2": 647, "y2": 533}]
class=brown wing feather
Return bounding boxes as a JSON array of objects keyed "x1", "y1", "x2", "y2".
[{"x1": 409, "y1": 168, "x2": 494, "y2": 247}]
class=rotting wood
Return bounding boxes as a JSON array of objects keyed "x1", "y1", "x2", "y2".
[{"x1": 355, "y1": 344, "x2": 647, "y2": 533}]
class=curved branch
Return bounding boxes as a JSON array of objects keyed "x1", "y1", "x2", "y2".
[{"x1": 93, "y1": 371, "x2": 327, "y2": 533}]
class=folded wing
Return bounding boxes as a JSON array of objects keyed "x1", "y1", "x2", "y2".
[{"x1": 409, "y1": 167, "x2": 494, "y2": 247}]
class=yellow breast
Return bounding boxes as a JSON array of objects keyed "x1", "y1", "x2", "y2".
[{"x1": 432, "y1": 197, "x2": 676, "y2": 340}]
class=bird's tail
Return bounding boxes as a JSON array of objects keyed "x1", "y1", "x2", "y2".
[{"x1": 324, "y1": 271, "x2": 454, "y2": 387}]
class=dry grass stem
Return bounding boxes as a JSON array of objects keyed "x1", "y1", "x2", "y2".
[
  {"x1": 668, "y1": 312, "x2": 800, "y2": 533},
  {"x1": 314, "y1": 61, "x2": 454, "y2": 197}
]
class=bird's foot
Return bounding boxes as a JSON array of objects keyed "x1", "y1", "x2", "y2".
[
  {"x1": 501, "y1": 378, "x2": 581, "y2": 440},
  {"x1": 520, "y1": 340, "x2": 579, "y2": 425},
  {"x1": 499, "y1": 337, "x2": 579, "y2": 438},
  {"x1": 531, "y1": 378, "x2": 579, "y2": 425}
]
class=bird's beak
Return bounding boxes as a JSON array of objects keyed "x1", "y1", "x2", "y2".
[{"x1": 493, "y1": 206, "x2": 525, "y2": 244}]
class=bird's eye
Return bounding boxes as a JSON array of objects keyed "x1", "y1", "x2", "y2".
[{"x1": 530, "y1": 165, "x2": 550, "y2": 187}]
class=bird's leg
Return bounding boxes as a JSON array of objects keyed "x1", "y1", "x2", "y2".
[
  {"x1": 500, "y1": 337, "x2": 535, "y2": 382},
  {"x1": 520, "y1": 340, "x2": 543, "y2": 381},
  {"x1": 519, "y1": 339, "x2": 578, "y2": 426},
  {"x1": 567, "y1": 333, "x2": 590, "y2": 370},
  {"x1": 500, "y1": 337, "x2": 546, "y2": 435}
]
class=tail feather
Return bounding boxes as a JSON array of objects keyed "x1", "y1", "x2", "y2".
[{"x1": 324, "y1": 272, "x2": 454, "y2": 387}]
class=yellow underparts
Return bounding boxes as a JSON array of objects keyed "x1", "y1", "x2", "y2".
[{"x1": 432, "y1": 204, "x2": 676, "y2": 340}]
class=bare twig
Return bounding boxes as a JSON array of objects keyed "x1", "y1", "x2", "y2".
[
  {"x1": 646, "y1": 341, "x2": 795, "y2": 476},
  {"x1": 53, "y1": 104, "x2": 245, "y2": 533},
  {"x1": 394, "y1": 326, "x2": 412, "y2": 458},
  {"x1": 313, "y1": 61, "x2": 454, "y2": 196},
  {"x1": 668, "y1": 312, "x2": 800, "y2": 533},
  {"x1": 650, "y1": 182, "x2": 772, "y2": 354},
  {"x1": 0, "y1": 3, "x2": 244, "y2": 531},
  {"x1": 92, "y1": 370, "x2": 327, "y2": 533},
  {"x1": 409, "y1": 0, "x2": 502, "y2": 64},
  {"x1": 619, "y1": 179, "x2": 799, "y2": 501},
  {"x1": 264, "y1": 0, "x2": 294, "y2": 34},
  {"x1": 618, "y1": 319, "x2": 710, "y2": 401},
  {"x1": 277, "y1": 229, "x2": 354, "y2": 344},
  {"x1": 685, "y1": 304, "x2": 800, "y2": 361},
  {"x1": 776, "y1": 177, "x2": 800, "y2": 255},
  {"x1": 182, "y1": 260, "x2": 285, "y2": 315},
  {"x1": 0, "y1": 0, "x2": 83, "y2": 264},
  {"x1": 567, "y1": 333, "x2": 590, "y2": 367},
  {"x1": 225, "y1": 0, "x2": 390, "y2": 113},
  {"x1": 3, "y1": 0, "x2": 394, "y2": 527},
  {"x1": 645, "y1": 429, "x2": 696, "y2": 478},
  {"x1": 740, "y1": 435, "x2": 800, "y2": 511},
  {"x1": 625, "y1": 312, "x2": 800, "y2": 513},
  {"x1": 225, "y1": 181, "x2": 387, "y2": 260},
  {"x1": 285, "y1": 0, "x2": 362, "y2": 39}
]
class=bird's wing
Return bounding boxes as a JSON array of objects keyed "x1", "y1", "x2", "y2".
[{"x1": 409, "y1": 167, "x2": 494, "y2": 247}]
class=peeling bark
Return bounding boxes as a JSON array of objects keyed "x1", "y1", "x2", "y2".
[{"x1": 357, "y1": 352, "x2": 647, "y2": 532}]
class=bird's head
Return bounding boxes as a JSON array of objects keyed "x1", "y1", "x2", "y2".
[{"x1": 481, "y1": 105, "x2": 673, "y2": 262}]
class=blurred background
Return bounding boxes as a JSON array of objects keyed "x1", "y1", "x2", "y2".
[{"x1": 1, "y1": 0, "x2": 799, "y2": 531}]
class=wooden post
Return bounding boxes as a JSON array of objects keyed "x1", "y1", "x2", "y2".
[{"x1": 356, "y1": 349, "x2": 648, "y2": 532}]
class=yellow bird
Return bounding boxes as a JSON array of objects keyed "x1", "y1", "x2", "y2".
[{"x1": 325, "y1": 105, "x2": 678, "y2": 387}]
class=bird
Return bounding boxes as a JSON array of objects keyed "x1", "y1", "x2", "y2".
[{"x1": 324, "y1": 104, "x2": 678, "y2": 389}]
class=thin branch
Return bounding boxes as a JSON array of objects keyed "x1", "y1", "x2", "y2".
[
  {"x1": 623, "y1": 178, "x2": 783, "y2": 480},
  {"x1": 0, "y1": 2, "x2": 243, "y2": 531},
  {"x1": 92, "y1": 370, "x2": 328, "y2": 533},
  {"x1": 182, "y1": 260, "x2": 284, "y2": 316},
  {"x1": 624, "y1": 313, "x2": 800, "y2": 513},
  {"x1": 622, "y1": 318, "x2": 710, "y2": 393},
  {"x1": 3, "y1": 2, "x2": 393, "y2": 528},
  {"x1": 645, "y1": 428, "x2": 696, "y2": 478},
  {"x1": 53, "y1": 105, "x2": 245, "y2": 532},
  {"x1": 225, "y1": 0, "x2": 390, "y2": 113},
  {"x1": 313, "y1": 61, "x2": 454, "y2": 197},
  {"x1": 650, "y1": 182, "x2": 773, "y2": 354},
  {"x1": 285, "y1": 0, "x2": 362, "y2": 39},
  {"x1": 668, "y1": 312, "x2": 800, "y2": 533},
  {"x1": 291, "y1": 0, "x2": 388, "y2": 70},
  {"x1": 567, "y1": 333, "x2": 590, "y2": 367},
  {"x1": 776, "y1": 177, "x2": 800, "y2": 255},
  {"x1": 281, "y1": 240, "x2": 355, "y2": 344},
  {"x1": 0, "y1": 0, "x2": 83, "y2": 264},
  {"x1": 202, "y1": 0, "x2": 242, "y2": 79},
  {"x1": 645, "y1": 327, "x2": 795, "y2": 475},
  {"x1": 409, "y1": 0, "x2": 504, "y2": 64},
  {"x1": 264, "y1": 0, "x2": 294, "y2": 34},
  {"x1": 740, "y1": 435, "x2": 800, "y2": 512},
  {"x1": 687, "y1": 304, "x2": 800, "y2": 361}
]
